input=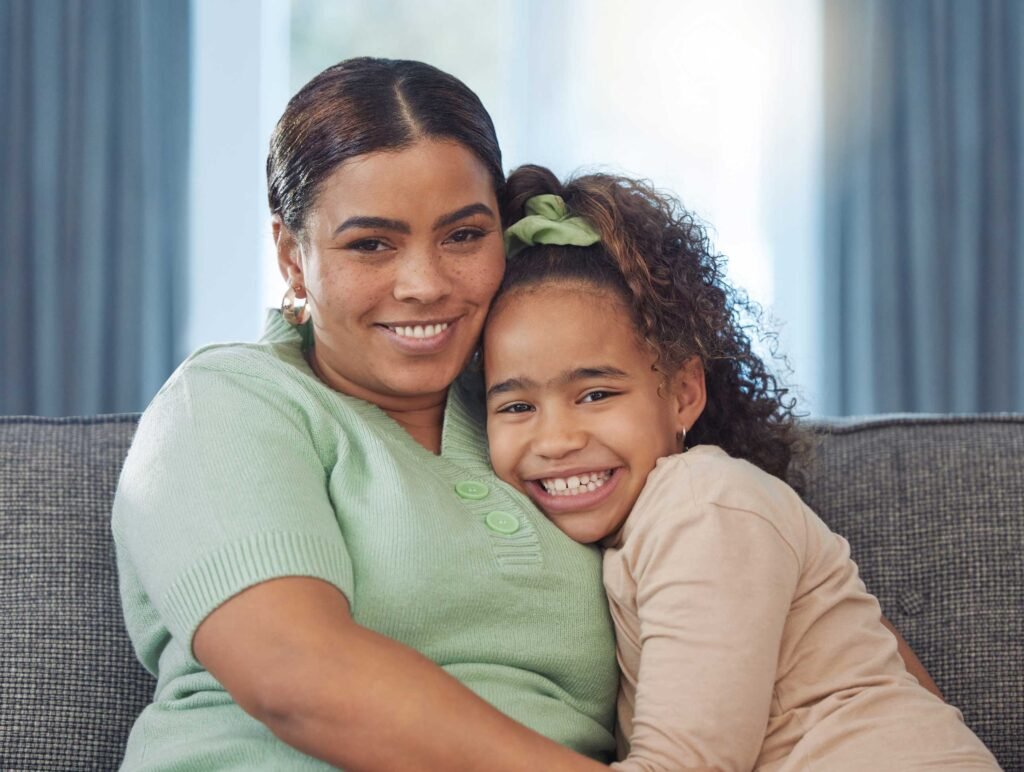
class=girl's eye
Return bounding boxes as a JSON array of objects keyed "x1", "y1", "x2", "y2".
[
  {"x1": 581, "y1": 390, "x2": 617, "y2": 403},
  {"x1": 497, "y1": 402, "x2": 533, "y2": 415},
  {"x1": 445, "y1": 227, "x2": 486, "y2": 245}
]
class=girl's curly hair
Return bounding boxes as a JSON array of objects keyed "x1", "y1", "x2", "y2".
[{"x1": 498, "y1": 164, "x2": 805, "y2": 482}]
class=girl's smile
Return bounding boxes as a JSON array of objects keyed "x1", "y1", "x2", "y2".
[{"x1": 484, "y1": 282, "x2": 702, "y2": 544}]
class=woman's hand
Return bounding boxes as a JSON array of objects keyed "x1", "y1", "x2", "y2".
[
  {"x1": 879, "y1": 615, "x2": 944, "y2": 700},
  {"x1": 194, "y1": 576, "x2": 607, "y2": 772}
]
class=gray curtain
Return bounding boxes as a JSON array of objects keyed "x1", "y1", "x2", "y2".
[
  {"x1": 823, "y1": 0, "x2": 1023, "y2": 415},
  {"x1": 0, "y1": 0, "x2": 190, "y2": 416}
]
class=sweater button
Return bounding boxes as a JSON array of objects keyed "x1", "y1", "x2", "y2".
[
  {"x1": 484, "y1": 510, "x2": 520, "y2": 535},
  {"x1": 455, "y1": 480, "x2": 489, "y2": 500}
]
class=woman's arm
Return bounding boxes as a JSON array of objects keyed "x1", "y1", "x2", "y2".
[{"x1": 194, "y1": 576, "x2": 606, "y2": 772}]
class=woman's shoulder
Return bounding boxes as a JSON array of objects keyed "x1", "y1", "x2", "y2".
[
  {"x1": 172, "y1": 335, "x2": 307, "y2": 387},
  {"x1": 154, "y1": 311, "x2": 311, "y2": 396}
]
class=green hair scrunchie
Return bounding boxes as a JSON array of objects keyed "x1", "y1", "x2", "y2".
[{"x1": 503, "y1": 194, "x2": 601, "y2": 258}]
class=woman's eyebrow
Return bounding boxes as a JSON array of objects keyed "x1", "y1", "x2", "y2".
[
  {"x1": 433, "y1": 203, "x2": 496, "y2": 230},
  {"x1": 333, "y1": 216, "x2": 410, "y2": 236}
]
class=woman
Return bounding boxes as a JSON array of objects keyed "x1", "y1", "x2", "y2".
[
  {"x1": 114, "y1": 56, "x2": 618, "y2": 771},
  {"x1": 113, "y1": 57, "x2": 936, "y2": 771}
]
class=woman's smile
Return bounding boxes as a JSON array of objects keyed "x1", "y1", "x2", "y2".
[{"x1": 376, "y1": 316, "x2": 461, "y2": 354}]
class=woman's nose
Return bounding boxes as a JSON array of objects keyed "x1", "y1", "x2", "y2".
[{"x1": 392, "y1": 250, "x2": 453, "y2": 304}]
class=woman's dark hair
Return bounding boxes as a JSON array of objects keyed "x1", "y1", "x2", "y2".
[
  {"x1": 267, "y1": 57, "x2": 504, "y2": 235},
  {"x1": 497, "y1": 165, "x2": 805, "y2": 482}
]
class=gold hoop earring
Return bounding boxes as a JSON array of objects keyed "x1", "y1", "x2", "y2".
[{"x1": 281, "y1": 284, "x2": 309, "y2": 326}]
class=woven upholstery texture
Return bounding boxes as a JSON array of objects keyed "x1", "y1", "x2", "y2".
[
  {"x1": 0, "y1": 415, "x2": 154, "y2": 772},
  {"x1": 794, "y1": 414, "x2": 1023, "y2": 771},
  {"x1": 0, "y1": 413, "x2": 1020, "y2": 770}
]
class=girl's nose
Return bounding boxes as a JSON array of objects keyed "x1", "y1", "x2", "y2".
[
  {"x1": 532, "y1": 413, "x2": 588, "y2": 459},
  {"x1": 392, "y1": 250, "x2": 453, "y2": 304}
]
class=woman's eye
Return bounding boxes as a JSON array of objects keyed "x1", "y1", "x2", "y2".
[
  {"x1": 497, "y1": 402, "x2": 533, "y2": 415},
  {"x1": 445, "y1": 227, "x2": 486, "y2": 245},
  {"x1": 346, "y1": 238, "x2": 390, "y2": 252},
  {"x1": 581, "y1": 390, "x2": 616, "y2": 403}
]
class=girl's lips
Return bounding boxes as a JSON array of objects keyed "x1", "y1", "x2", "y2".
[
  {"x1": 525, "y1": 467, "x2": 624, "y2": 515},
  {"x1": 377, "y1": 317, "x2": 460, "y2": 355}
]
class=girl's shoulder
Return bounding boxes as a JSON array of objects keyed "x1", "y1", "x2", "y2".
[{"x1": 628, "y1": 445, "x2": 808, "y2": 544}]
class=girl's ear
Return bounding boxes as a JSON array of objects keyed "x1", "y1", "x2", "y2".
[
  {"x1": 273, "y1": 214, "x2": 305, "y2": 291},
  {"x1": 669, "y1": 355, "x2": 707, "y2": 435}
]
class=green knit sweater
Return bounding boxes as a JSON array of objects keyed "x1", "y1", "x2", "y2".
[{"x1": 112, "y1": 312, "x2": 618, "y2": 771}]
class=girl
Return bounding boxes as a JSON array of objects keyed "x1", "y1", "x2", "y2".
[{"x1": 483, "y1": 165, "x2": 1000, "y2": 770}]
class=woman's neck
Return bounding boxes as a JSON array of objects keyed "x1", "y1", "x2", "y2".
[
  {"x1": 382, "y1": 404, "x2": 446, "y2": 454},
  {"x1": 305, "y1": 348, "x2": 447, "y2": 454}
]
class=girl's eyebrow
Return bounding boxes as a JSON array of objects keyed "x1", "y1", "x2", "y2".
[
  {"x1": 563, "y1": 367, "x2": 630, "y2": 384},
  {"x1": 486, "y1": 366, "x2": 629, "y2": 401},
  {"x1": 487, "y1": 377, "x2": 535, "y2": 400}
]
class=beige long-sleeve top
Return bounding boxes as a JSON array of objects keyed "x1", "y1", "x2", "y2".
[{"x1": 605, "y1": 446, "x2": 999, "y2": 771}]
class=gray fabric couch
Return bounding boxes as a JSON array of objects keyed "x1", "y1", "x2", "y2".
[{"x1": 0, "y1": 413, "x2": 1021, "y2": 771}]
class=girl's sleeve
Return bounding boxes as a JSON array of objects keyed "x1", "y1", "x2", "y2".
[
  {"x1": 612, "y1": 469, "x2": 801, "y2": 772},
  {"x1": 112, "y1": 358, "x2": 354, "y2": 662}
]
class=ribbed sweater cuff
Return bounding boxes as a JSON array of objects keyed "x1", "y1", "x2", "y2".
[{"x1": 161, "y1": 531, "x2": 354, "y2": 654}]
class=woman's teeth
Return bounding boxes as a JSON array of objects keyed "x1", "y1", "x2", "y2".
[
  {"x1": 391, "y1": 322, "x2": 449, "y2": 339},
  {"x1": 539, "y1": 470, "x2": 613, "y2": 496}
]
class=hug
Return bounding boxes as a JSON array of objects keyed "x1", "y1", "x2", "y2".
[{"x1": 111, "y1": 57, "x2": 1000, "y2": 770}]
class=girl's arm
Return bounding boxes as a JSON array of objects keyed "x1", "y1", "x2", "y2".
[
  {"x1": 193, "y1": 576, "x2": 607, "y2": 772},
  {"x1": 608, "y1": 497, "x2": 797, "y2": 772}
]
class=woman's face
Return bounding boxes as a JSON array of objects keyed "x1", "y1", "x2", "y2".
[{"x1": 278, "y1": 139, "x2": 505, "y2": 410}]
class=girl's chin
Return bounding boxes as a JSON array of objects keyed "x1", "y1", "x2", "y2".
[{"x1": 549, "y1": 512, "x2": 621, "y2": 545}]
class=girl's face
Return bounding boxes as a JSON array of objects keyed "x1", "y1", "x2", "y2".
[
  {"x1": 276, "y1": 138, "x2": 505, "y2": 410},
  {"x1": 484, "y1": 283, "x2": 704, "y2": 544}
]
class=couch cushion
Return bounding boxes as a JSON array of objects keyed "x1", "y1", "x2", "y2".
[
  {"x1": 0, "y1": 415, "x2": 154, "y2": 771},
  {"x1": 794, "y1": 413, "x2": 1023, "y2": 770}
]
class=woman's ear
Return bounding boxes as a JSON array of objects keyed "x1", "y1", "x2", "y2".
[
  {"x1": 273, "y1": 214, "x2": 304, "y2": 290},
  {"x1": 669, "y1": 356, "x2": 707, "y2": 436}
]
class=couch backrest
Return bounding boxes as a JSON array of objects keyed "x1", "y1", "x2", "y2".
[
  {"x1": 1, "y1": 413, "x2": 1021, "y2": 770},
  {"x1": 794, "y1": 414, "x2": 1023, "y2": 770},
  {"x1": 0, "y1": 415, "x2": 154, "y2": 771}
]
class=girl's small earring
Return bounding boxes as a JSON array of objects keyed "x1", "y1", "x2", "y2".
[
  {"x1": 677, "y1": 426, "x2": 687, "y2": 452},
  {"x1": 281, "y1": 283, "x2": 310, "y2": 326}
]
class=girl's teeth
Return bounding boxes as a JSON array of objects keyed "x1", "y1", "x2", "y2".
[{"x1": 540, "y1": 470, "x2": 612, "y2": 496}]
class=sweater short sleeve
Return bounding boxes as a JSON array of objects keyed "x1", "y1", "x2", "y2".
[{"x1": 112, "y1": 353, "x2": 353, "y2": 657}]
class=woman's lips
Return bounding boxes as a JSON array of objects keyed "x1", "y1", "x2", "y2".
[
  {"x1": 525, "y1": 467, "x2": 624, "y2": 515},
  {"x1": 377, "y1": 317, "x2": 460, "y2": 354}
]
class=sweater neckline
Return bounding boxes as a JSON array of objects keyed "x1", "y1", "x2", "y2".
[{"x1": 260, "y1": 310, "x2": 491, "y2": 473}]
